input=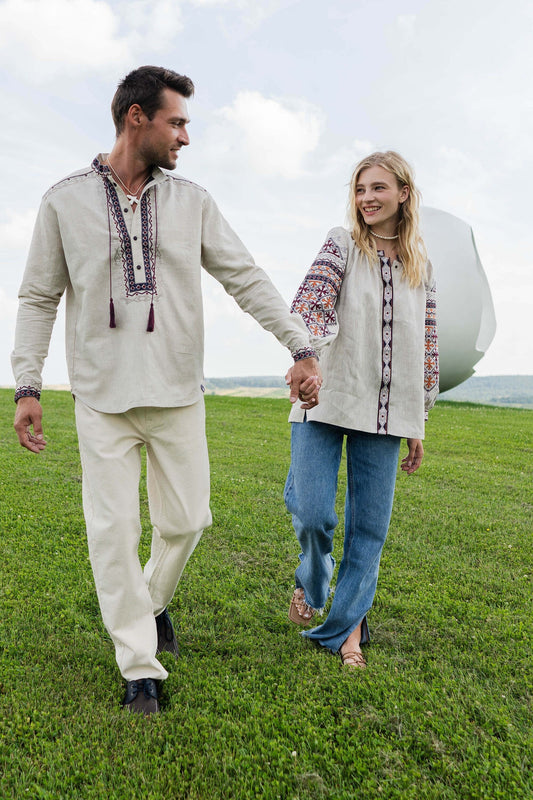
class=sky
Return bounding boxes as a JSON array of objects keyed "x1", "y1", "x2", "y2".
[{"x1": 1, "y1": 0, "x2": 532, "y2": 386}]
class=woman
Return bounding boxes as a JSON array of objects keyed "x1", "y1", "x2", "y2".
[{"x1": 284, "y1": 151, "x2": 439, "y2": 668}]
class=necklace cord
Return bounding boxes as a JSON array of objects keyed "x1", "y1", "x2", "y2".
[{"x1": 107, "y1": 158, "x2": 151, "y2": 203}]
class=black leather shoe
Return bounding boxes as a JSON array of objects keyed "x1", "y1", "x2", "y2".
[
  {"x1": 155, "y1": 608, "x2": 179, "y2": 658},
  {"x1": 122, "y1": 678, "x2": 160, "y2": 716}
]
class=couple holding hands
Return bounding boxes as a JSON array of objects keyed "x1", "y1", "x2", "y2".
[{"x1": 12, "y1": 66, "x2": 438, "y2": 715}]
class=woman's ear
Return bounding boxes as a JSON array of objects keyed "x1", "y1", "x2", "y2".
[{"x1": 400, "y1": 185, "x2": 410, "y2": 203}]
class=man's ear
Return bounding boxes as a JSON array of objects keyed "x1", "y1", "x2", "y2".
[{"x1": 127, "y1": 103, "x2": 144, "y2": 127}]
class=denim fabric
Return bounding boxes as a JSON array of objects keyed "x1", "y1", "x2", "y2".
[{"x1": 284, "y1": 419, "x2": 401, "y2": 653}]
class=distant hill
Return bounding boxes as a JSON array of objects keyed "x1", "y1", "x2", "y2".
[
  {"x1": 438, "y1": 375, "x2": 533, "y2": 409},
  {"x1": 204, "y1": 375, "x2": 288, "y2": 399},
  {"x1": 204, "y1": 375, "x2": 533, "y2": 409}
]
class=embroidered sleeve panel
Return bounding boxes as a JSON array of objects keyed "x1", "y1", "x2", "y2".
[
  {"x1": 290, "y1": 232, "x2": 347, "y2": 339},
  {"x1": 424, "y1": 277, "x2": 439, "y2": 411}
]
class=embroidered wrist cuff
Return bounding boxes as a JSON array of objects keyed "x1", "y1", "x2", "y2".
[
  {"x1": 292, "y1": 347, "x2": 318, "y2": 362},
  {"x1": 15, "y1": 386, "x2": 41, "y2": 403}
]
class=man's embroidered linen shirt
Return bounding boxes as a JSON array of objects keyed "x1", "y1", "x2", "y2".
[{"x1": 12, "y1": 156, "x2": 314, "y2": 413}]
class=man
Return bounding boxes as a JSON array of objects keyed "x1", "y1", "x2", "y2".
[{"x1": 12, "y1": 66, "x2": 320, "y2": 716}]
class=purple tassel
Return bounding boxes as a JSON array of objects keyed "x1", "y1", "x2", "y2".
[
  {"x1": 147, "y1": 302, "x2": 154, "y2": 332},
  {"x1": 109, "y1": 298, "x2": 116, "y2": 328}
]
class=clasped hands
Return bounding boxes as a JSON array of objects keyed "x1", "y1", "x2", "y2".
[{"x1": 286, "y1": 357, "x2": 322, "y2": 409}]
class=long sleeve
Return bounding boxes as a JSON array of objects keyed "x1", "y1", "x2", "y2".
[
  {"x1": 424, "y1": 269, "x2": 439, "y2": 413},
  {"x1": 11, "y1": 197, "x2": 69, "y2": 400},
  {"x1": 200, "y1": 192, "x2": 316, "y2": 360},
  {"x1": 290, "y1": 228, "x2": 348, "y2": 351}
]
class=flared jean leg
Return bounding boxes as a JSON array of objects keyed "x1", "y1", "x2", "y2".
[
  {"x1": 303, "y1": 430, "x2": 401, "y2": 653},
  {"x1": 284, "y1": 420, "x2": 344, "y2": 611}
]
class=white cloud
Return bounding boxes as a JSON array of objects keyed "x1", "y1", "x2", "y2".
[
  {"x1": 211, "y1": 91, "x2": 324, "y2": 178},
  {"x1": 0, "y1": 0, "x2": 131, "y2": 79},
  {"x1": 0, "y1": 208, "x2": 37, "y2": 250},
  {"x1": 396, "y1": 14, "x2": 416, "y2": 43},
  {"x1": 0, "y1": 0, "x2": 187, "y2": 81},
  {"x1": 319, "y1": 138, "x2": 376, "y2": 179},
  {"x1": 0, "y1": 287, "x2": 18, "y2": 322},
  {"x1": 189, "y1": 0, "x2": 298, "y2": 30},
  {"x1": 117, "y1": 0, "x2": 184, "y2": 50}
]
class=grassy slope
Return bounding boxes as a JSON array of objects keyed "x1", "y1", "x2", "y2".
[{"x1": 0, "y1": 390, "x2": 531, "y2": 799}]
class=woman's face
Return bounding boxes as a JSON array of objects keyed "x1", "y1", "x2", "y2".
[{"x1": 355, "y1": 165, "x2": 409, "y2": 231}]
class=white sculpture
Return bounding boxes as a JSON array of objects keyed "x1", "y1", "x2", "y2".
[{"x1": 420, "y1": 207, "x2": 496, "y2": 392}]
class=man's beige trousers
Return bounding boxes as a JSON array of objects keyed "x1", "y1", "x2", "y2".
[{"x1": 75, "y1": 398, "x2": 211, "y2": 681}]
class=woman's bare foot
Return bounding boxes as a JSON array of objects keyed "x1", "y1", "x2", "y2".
[{"x1": 339, "y1": 623, "x2": 366, "y2": 668}]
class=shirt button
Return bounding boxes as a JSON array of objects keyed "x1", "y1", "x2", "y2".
[
  {"x1": 124, "y1": 208, "x2": 128, "y2": 212},
  {"x1": 136, "y1": 265, "x2": 142, "y2": 270},
  {"x1": 133, "y1": 236, "x2": 138, "y2": 240}
]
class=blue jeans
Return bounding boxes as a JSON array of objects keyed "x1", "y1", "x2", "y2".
[{"x1": 284, "y1": 419, "x2": 401, "y2": 653}]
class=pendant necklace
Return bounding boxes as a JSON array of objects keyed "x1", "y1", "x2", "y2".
[{"x1": 107, "y1": 158, "x2": 151, "y2": 206}]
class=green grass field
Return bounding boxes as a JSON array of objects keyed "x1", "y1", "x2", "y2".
[{"x1": 0, "y1": 389, "x2": 531, "y2": 799}]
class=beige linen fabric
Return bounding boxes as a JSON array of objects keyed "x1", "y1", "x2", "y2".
[{"x1": 75, "y1": 397, "x2": 211, "y2": 681}]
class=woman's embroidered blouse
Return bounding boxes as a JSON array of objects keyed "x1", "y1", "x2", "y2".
[{"x1": 289, "y1": 226, "x2": 439, "y2": 439}]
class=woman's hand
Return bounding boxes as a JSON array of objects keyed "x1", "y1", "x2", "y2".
[
  {"x1": 285, "y1": 366, "x2": 322, "y2": 409},
  {"x1": 401, "y1": 438, "x2": 424, "y2": 474}
]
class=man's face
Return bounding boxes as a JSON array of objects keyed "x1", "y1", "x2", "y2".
[{"x1": 138, "y1": 88, "x2": 190, "y2": 170}]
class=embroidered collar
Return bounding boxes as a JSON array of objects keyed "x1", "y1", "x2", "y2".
[{"x1": 92, "y1": 156, "x2": 110, "y2": 175}]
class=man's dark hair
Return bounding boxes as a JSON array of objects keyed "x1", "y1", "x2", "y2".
[{"x1": 111, "y1": 66, "x2": 194, "y2": 135}]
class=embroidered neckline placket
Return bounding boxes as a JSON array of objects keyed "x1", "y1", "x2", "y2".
[{"x1": 97, "y1": 157, "x2": 159, "y2": 332}]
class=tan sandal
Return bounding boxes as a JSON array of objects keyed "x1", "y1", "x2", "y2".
[
  {"x1": 288, "y1": 588, "x2": 315, "y2": 626},
  {"x1": 340, "y1": 649, "x2": 367, "y2": 669}
]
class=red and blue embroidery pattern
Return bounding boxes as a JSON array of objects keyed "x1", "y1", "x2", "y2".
[
  {"x1": 290, "y1": 237, "x2": 346, "y2": 337},
  {"x1": 14, "y1": 386, "x2": 41, "y2": 403},
  {"x1": 424, "y1": 279, "x2": 439, "y2": 403}
]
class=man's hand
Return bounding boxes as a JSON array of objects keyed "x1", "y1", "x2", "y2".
[
  {"x1": 14, "y1": 397, "x2": 47, "y2": 453},
  {"x1": 285, "y1": 358, "x2": 322, "y2": 408},
  {"x1": 401, "y1": 438, "x2": 423, "y2": 475}
]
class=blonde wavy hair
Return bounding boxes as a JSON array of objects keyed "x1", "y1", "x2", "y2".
[{"x1": 347, "y1": 151, "x2": 427, "y2": 288}]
